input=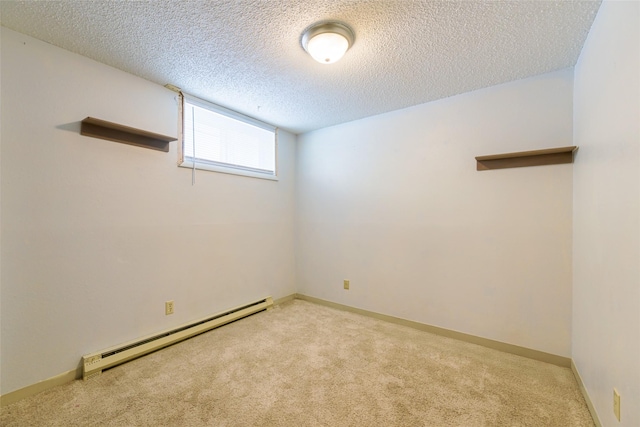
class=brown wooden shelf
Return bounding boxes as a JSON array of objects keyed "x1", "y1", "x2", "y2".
[
  {"x1": 475, "y1": 146, "x2": 577, "y2": 171},
  {"x1": 80, "y1": 117, "x2": 177, "y2": 152}
]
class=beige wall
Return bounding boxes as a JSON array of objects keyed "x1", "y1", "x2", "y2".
[
  {"x1": 0, "y1": 27, "x2": 296, "y2": 394},
  {"x1": 0, "y1": 24, "x2": 3, "y2": 395},
  {"x1": 296, "y1": 69, "x2": 574, "y2": 357},
  {"x1": 573, "y1": 1, "x2": 640, "y2": 425}
]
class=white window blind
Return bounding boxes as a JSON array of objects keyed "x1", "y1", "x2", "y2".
[{"x1": 181, "y1": 95, "x2": 277, "y2": 179}]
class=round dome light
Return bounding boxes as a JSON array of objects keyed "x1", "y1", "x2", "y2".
[{"x1": 302, "y1": 22, "x2": 355, "y2": 65}]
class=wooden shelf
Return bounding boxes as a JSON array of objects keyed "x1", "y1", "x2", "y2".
[
  {"x1": 475, "y1": 146, "x2": 577, "y2": 171},
  {"x1": 80, "y1": 117, "x2": 177, "y2": 152}
]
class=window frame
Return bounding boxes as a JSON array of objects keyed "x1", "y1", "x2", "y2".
[{"x1": 178, "y1": 93, "x2": 278, "y2": 181}]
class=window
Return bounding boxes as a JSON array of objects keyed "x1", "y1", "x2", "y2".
[{"x1": 179, "y1": 94, "x2": 277, "y2": 180}]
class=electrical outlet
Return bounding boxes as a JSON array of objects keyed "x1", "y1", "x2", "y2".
[
  {"x1": 343, "y1": 279, "x2": 350, "y2": 290},
  {"x1": 613, "y1": 388, "x2": 620, "y2": 421},
  {"x1": 165, "y1": 300, "x2": 174, "y2": 315}
]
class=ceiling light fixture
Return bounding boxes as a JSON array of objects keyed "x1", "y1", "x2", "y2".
[{"x1": 302, "y1": 22, "x2": 355, "y2": 64}]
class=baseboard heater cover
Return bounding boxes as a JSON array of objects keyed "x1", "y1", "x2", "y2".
[{"x1": 82, "y1": 297, "x2": 273, "y2": 380}]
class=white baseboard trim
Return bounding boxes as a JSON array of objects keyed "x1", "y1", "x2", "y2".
[
  {"x1": 295, "y1": 293, "x2": 572, "y2": 367},
  {"x1": 571, "y1": 360, "x2": 602, "y2": 427},
  {"x1": 273, "y1": 293, "x2": 296, "y2": 306},
  {"x1": 1, "y1": 367, "x2": 82, "y2": 407}
]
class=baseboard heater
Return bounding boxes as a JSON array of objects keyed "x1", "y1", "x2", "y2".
[{"x1": 82, "y1": 296, "x2": 273, "y2": 380}]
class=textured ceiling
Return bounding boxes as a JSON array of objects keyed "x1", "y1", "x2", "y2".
[{"x1": 0, "y1": 0, "x2": 601, "y2": 134}]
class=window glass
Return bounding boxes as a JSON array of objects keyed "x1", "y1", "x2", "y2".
[{"x1": 180, "y1": 96, "x2": 277, "y2": 179}]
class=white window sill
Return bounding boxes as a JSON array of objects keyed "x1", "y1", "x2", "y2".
[{"x1": 179, "y1": 161, "x2": 279, "y2": 181}]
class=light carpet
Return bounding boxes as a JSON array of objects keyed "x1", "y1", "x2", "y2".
[{"x1": 1, "y1": 299, "x2": 594, "y2": 426}]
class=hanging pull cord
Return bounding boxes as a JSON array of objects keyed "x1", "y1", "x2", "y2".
[{"x1": 191, "y1": 105, "x2": 196, "y2": 186}]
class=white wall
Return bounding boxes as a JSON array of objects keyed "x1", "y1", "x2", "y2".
[
  {"x1": 573, "y1": 1, "x2": 640, "y2": 425},
  {"x1": 0, "y1": 28, "x2": 296, "y2": 395},
  {"x1": 296, "y1": 69, "x2": 574, "y2": 357},
  {"x1": 0, "y1": 25, "x2": 3, "y2": 395}
]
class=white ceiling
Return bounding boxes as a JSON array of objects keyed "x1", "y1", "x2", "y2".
[{"x1": 0, "y1": 1, "x2": 601, "y2": 134}]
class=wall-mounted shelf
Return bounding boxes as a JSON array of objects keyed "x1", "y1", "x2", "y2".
[
  {"x1": 475, "y1": 146, "x2": 578, "y2": 171},
  {"x1": 80, "y1": 117, "x2": 177, "y2": 152}
]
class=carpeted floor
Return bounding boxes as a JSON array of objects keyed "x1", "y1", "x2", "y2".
[{"x1": 1, "y1": 299, "x2": 594, "y2": 426}]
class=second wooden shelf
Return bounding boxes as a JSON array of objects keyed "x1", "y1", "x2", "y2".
[{"x1": 475, "y1": 146, "x2": 578, "y2": 171}]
